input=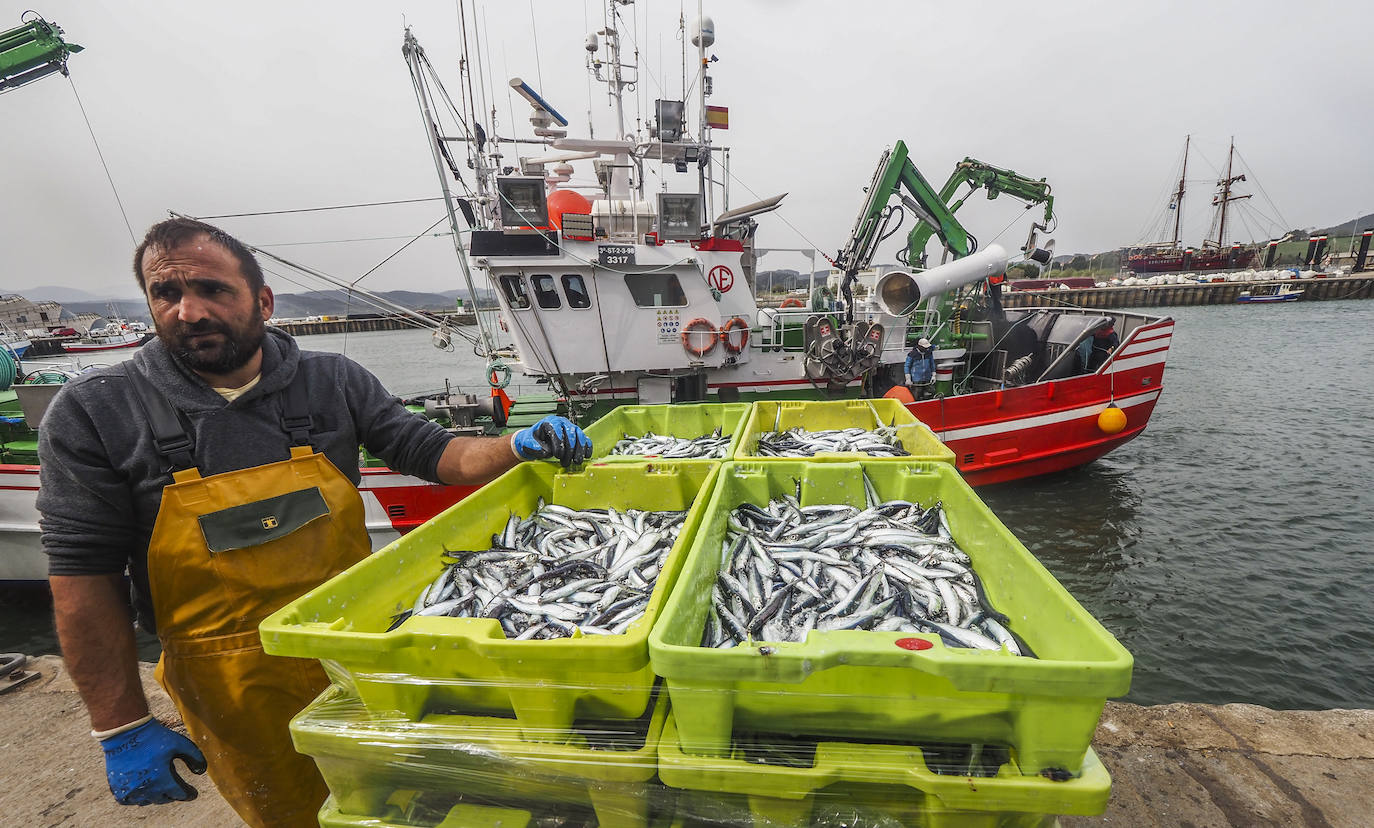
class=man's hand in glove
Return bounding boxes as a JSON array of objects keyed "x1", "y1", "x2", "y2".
[
  {"x1": 511, "y1": 415, "x2": 592, "y2": 468},
  {"x1": 101, "y1": 718, "x2": 207, "y2": 805}
]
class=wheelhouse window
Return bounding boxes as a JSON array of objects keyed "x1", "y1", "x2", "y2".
[
  {"x1": 624, "y1": 272, "x2": 687, "y2": 307},
  {"x1": 499, "y1": 274, "x2": 530, "y2": 309},
  {"x1": 562, "y1": 274, "x2": 592, "y2": 309},
  {"x1": 531, "y1": 274, "x2": 561, "y2": 309}
]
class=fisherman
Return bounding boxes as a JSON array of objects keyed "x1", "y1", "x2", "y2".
[
  {"x1": 38, "y1": 218, "x2": 591, "y2": 827},
  {"x1": 905, "y1": 337, "x2": 935, "y2": 399}
]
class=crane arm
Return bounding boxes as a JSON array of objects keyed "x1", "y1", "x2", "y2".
[
  {"x1": 904, "y1": 156, "x2": 1055, "y2": 262},
  {"x1": 0, "y1": 14, "x2": 83, "y2": 94},
  {"x1": 834, "y1": 140, "x2": 972, "y2": 279}
]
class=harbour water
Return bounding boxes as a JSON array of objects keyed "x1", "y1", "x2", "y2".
[{"x1": 4, "y1": 302, "x2": 1372, "y2": 710}]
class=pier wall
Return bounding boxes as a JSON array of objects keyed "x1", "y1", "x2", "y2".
[
  {"x1": 269, "y1": 311, "x2": 477, "y2": 337},
  {"x1": 1002, "y1": 275, "x2": 1374, "y2": 309}
]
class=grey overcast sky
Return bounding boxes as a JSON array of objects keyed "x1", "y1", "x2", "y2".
[{"x1": 3, "y1": 0, "x2": 1371, "y2": 298}]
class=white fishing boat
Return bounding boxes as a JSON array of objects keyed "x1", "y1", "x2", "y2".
[
  {"x1": 397, "y1": 3, "x2": 1174, "y2": 486},
  {"x1": 0, "y1": 328, "x2": 31, "y2": 358},
  {"x1": 60, "y1": 320, "x2": 144, "y2": 353}
]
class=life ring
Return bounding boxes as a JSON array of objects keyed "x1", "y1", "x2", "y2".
[
  {"x1": 680, "y1": 318, "x2": 719, "y2": 357},
  {"x1": 779, "y1": 297, "x2": 805, "y2": 309},
  {"x1": 487, "y1": 361, "x2": 512, "y2": 389},
  {"x1": 720, "y1": 317, "x2": 750, "y2": 353}
]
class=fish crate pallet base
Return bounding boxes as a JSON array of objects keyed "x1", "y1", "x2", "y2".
[{"x1": 1003, "y1": 275, "x2": 1374, "y2": 308}]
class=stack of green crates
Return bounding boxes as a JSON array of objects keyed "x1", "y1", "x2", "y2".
[
  {"x1": 645, "y1": 459, "x2": 1130, "y2": 825},
  {"x1": 736, "y1": 399, "x2": 955, "y2": 464},
  {"x1": 264, "y1": 402, "x2": 1127, "y2": 826}
]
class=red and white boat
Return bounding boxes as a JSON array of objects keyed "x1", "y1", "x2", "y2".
[
  {"x1": 909, "y1": 311, "x2": 1172, "y2": 486},
  {"x1": 61, "y1": 321, "x2": 145, "y2": 353}
]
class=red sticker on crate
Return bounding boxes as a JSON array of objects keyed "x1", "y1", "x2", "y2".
[{"x1": 895, "y1": 638, "x2": 933, "y2": 651}]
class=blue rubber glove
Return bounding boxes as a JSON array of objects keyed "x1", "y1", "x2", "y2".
[
  {"x1": 101, "y1": 719, "x2": 207, "y2": 805},
  {"x1": 512, "y1": 415, "x2": 592, "y2": 467}
]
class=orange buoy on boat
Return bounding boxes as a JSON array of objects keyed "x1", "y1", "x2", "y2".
[
  {"x1": 546, "y1": 189, "x2": 592, "y2": 230},
  {"x1": 884, "y1": 385, "x2": 915, "y2": 404},
  {"x1": 1097, "y1": 406, "x2": 1127, "y2": 434}
]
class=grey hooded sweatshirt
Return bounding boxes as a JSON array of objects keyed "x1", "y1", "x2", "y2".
[{"x1": 38, "y1": 327, "x2": 454, "y2": 631}]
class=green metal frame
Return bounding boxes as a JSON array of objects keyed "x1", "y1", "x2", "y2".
[{"x1": 0, "y1": 15, "x2": 83, "y2": 93}]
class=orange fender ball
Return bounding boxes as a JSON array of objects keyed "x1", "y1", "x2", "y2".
[
  {"x1": 1097, "y1": 406, "x2": 1127, "y2": 434},
  {"x1": 884, "y1": 385, "x2": 915, "y2": 404}
]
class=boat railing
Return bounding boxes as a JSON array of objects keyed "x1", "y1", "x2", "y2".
[{"x1": 754, "y1": 308, "x2": 817, "y2": 352}]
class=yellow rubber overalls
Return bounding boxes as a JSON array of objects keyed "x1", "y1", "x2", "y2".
[{"x1": 131, "y1": 369, "x2": 370, "y2": 827}]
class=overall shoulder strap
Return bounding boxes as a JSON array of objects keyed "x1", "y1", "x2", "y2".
[
  {"x1": 124, "y1": 365, "x2": 197, "y2": 472},
  {"x1": 279, "y1": 372, "x2": 313, "y2": 447}
]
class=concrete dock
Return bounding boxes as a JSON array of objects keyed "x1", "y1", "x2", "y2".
[
  {"x1": 3, "y1": 655, "x2": 1370, "y2": 826},
  {"x1": 1002, "y1": 274, "x2": 1374, "y2": 309}
]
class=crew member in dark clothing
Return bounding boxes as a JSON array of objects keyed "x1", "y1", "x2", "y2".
[
  {"x1": 1085, "y1": 319, "x2": 1120, "y2": 371},
  {"x1": 905, "y1": 337, "x2": 936, "y2": 399}
]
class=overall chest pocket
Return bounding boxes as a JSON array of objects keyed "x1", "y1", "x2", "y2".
[
  {"x1": 198, "y1": 485, "x2": 345, "y2": 623},
  {"x1": 198, "y1": 487, "x2": 330, "y2": 554}
]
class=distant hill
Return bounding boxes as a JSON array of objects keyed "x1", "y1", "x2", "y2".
[
  {"x1": 1313, "y1": 212, "x2": 1374, "y2": 238},
  {"x1": 756, "y1": 268, "x2": 831, "y2": 292},
  {"x1": 12, "y1": 284, "x2": 144, "y2": 304},
  {"x1": 57, "y1": 287, "x2": 496, "y2": 325}
]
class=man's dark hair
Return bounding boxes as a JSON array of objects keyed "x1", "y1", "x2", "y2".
[{"x1": 133, "y1": 218, "x2": 265, "y2": 293}]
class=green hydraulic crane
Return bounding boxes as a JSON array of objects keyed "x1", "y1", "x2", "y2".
[
  {"x1": 835, "y1": 140, "x2": 1054, "y2": 280},
  {"x1": 906, "y1": 155, "x2": 1055, "y2": 267},
  {"x1": 826, "y1": 140, "x2": 1055, "y2": 392},
  {"x1": 0, "y1": 13, "x2": 83, "y2": 94}
]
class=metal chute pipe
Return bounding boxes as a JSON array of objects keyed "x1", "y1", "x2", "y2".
[{"x1": 874, "y1": 243, "x2": 1010, "y2": 317}]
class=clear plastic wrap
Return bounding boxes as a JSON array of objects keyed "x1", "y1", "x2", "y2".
[{"x1": 295, "y1": 682, "x2": 1111, "y2": 828}]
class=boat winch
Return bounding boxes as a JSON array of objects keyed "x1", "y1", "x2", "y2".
[{"x1": 801, "y1": 317, "x2": 885, "y2": 390}]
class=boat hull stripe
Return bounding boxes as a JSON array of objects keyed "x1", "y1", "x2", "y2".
[{"x1": 940, "y1": 388, "x2": 1161, "y2": 442}]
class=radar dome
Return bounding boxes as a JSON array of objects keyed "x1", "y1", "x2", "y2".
[{"x1": 691, "y1": 16, "x2": 715, "y2": 48}]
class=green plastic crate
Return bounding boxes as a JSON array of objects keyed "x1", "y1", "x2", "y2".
[
  {"x1": 293, "y1": 684, "x2": 669, "y2": 828},
  {"x1": 736, "y1": 399, "x2": 954, "y2": 464},
  {"x1": 583, "y1": 403, "x2": 751, "y2": 463},
  {"x1": 658, "y1": 711, "x2": 1109, "y2": 828},
  {"x1": 319, "y1": 796, "x2": 533, "y2": 828},
  {"x1": 261, "y1": 462, "x2": 717, "y2": 735},
  {"x1": 647, "y1": 461, "x2": 1132, "y2": 777}
]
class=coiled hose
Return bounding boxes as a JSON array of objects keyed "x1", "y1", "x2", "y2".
[{"x1": 0, "y1": 348, "x2": 16, "y2": 391}]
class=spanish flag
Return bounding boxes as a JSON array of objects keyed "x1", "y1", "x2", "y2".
[{"x1": 706, "y1": 105, "x2": 729, "y2": 129}]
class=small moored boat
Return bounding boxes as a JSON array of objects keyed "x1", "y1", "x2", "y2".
[{"x1": 1237, "y1": 283, "x2": 1303, "y2": 303}]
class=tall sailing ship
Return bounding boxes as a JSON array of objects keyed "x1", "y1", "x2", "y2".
[{"x1": 1127, "y1": 135, "x2": 1258, "y2": 274}]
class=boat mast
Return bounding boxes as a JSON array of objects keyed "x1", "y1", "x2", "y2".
[
  {"x1": 1210, "y1": 136, "x2": 1249, "y2": 249},
  {"x1": 604, "y1": 1, "x2": 629, "y2": 141},
  {"x1": 402, "y1": 29, "x2": 500, "y2": 358},
  {"x1": 695, "y1": 0, "x2": 711, "y2": 222},
  {"x1": 1170, "y1": 135, "x2": 1189, "y2": 247}
]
